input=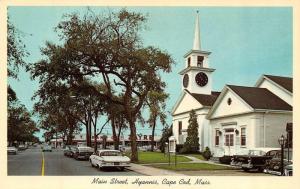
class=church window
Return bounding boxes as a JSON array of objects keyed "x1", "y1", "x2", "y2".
[
  {"x1": 227, "y1": 98, "x2": 232, "y2": 105},
  {"x1": 197, "y1": 56, "x2": 204, "y2": 67},
  {"x1": 178, "y1": 121, "x2": 182, "y2": 135},
  {"x1": 241, "y1": 128, "x2": 246, "y2": 146},
  {"x1": 215, "y1": 130, "x2": 220, "y2": 146},
  {"x1": 225, "y1": 134, "x2": 234, "y2": 146},
  {"x1": 188, "y1": 57, "x2": 191, "y2": 67}
]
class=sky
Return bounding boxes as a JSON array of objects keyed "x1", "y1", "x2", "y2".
[{"x1": 7, "y1": 7, "x2": 293, "y2": 138}]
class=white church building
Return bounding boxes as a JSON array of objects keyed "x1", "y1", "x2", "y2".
[{"x1": 171, "y1": 13, "x2": 293, "y2": 157}]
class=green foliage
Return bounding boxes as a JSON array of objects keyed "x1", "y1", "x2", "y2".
[
  {"x1": 7, "y1": 90, "x2": 39, "y2": 143},
  {"x1": 7, "y1": 17, "x2": 28, "y2": 79},
  {"x1": 182, "y1": 109, "x2": 199, "y2": 153},
  {"x1": 202, "y1": 147, "x2": 212, "y2": 160},
  {"x1": 159, "y1": 125, "x2": 173, "y2": 153},
  {"x1": 28, "y1": 8, "x2": 174, "y2": 162}
]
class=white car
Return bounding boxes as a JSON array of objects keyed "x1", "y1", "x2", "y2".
[
  {"x1": 7, "y1": 146, "x2": 18, "y2": 155},
  {"x1": 89, "y1": 150, "x2": 130, "y2": 171}
]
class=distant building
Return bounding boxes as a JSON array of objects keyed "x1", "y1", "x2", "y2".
[{"x1": 50, "y1": 134, "x2": 161, "y2": 148}]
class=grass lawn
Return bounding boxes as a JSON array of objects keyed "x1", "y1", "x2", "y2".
[
  {"x1": 151, "y1": 163, "x2": 233, "y2": 171},
  {"x1": 126, "y1": 151, "x2": 192, "y2": 164},
  {"x1": 185, "y1": 154, "x2": 205, "y2": 160}
]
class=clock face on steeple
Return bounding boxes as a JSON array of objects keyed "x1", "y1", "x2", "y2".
[
  {"x1": 195, "y1": 72, "x2": 208, "y2": 87},
  {"x1": 183, "y1": 74, "x2": 189, "y2": 88}
]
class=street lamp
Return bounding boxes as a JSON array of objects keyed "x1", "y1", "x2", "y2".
[
  {"x1": 165, "y1": 142, "x2": 170, "y2": 166},
  {"x1": 278, "y1": 135, "x2": 285, "y2": 176},
  {"x1": 174, "y1": 139, "x2": 177, "y2": 167}
]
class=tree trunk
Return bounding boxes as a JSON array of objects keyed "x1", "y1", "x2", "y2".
[
  {"x1": 151, "y1": 119, "x2": 156, "y2": 152},
  {"x1": 128, "y1": 119, "x2": 138, "y2": 162},
  {"x1": 94, "y1": 123, "x2": 97, "y2": 152},
  {"x1": 111, "y1": 115, "x2": 119, "y2": 150}
]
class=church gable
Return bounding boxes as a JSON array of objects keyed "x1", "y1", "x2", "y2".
[
  {"x1": 207, "y1": 87, "x2": 253, "y2": 119},
  {"x1": 255, "y1": 75, "x2": 292, "y2": 105},
  {"x1": 172, "y1": 91, "x2": 203, "y2": 115}
]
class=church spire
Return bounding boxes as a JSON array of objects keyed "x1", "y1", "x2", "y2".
[{"x1": 193, "y1": 11, "x2": 201, "y2": 50}]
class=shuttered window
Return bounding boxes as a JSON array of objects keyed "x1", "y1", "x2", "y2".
[
  {"x1": 241, "y1": 128, "x2": 246, "y2": 146},
  {"x1": 178, "y1": 121, "x2": 182, "y2": 135},
  {"x1": 215, "y1": 130, "x2": 220, "y2": 146}
]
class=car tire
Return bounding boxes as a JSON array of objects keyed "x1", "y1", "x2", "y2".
[
  {"x1": 119, "y1": 167, "x2": 125, "y2": 171},
  {"x1": 90, "y1": 160, "x2": 94, "y2": 167},
  {"x1": 258, "y1": 167, "x2": 264, "y2": 172},
  {"x1": 242, "y1": 168, "x2": 250, "y2": 172}
]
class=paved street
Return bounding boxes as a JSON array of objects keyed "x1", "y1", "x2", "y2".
[{"x1": 8, "y1": 146, "x2": 142, "y2": 176}]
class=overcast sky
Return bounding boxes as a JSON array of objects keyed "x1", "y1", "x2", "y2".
[{"x1": 8, "y1": 7, "x2": 292, "y2": 138}]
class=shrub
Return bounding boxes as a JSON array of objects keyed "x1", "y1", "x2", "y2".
[
  {"x1": 219, "y1": 156, "x2": 232, "y2": 164},
  {"x1": 202, "y1": 147, "x2": 212, "y2": 160},
  {"x1": 176, "y1": 144, "x2": 184, "y2": 153}
]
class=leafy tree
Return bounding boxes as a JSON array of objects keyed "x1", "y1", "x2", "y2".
[
  {"x1": 7, "y1": 17, "x2": 28, "y2": 79},
  {"x1": 28, "y1": 9, "x2": 174, "y2": 162},
  {"x1": 182, "y1": 109, "x2": 199, "y2": 153},
  {"x1": 159, "y1": 125, "x2": 173, "y2": 153},
  {"x1": 7, "y1": 97, "x2": 39, "y2": 145},
  {"x1": 146, "y1": 90, "x2": 168, "y2": 151}
]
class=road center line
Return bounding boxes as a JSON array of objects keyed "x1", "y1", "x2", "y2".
[{"x1": 41, "y1": 152, "x2": 45, "y2": 176}]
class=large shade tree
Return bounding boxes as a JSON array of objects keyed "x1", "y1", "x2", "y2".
[
  {"x1": 29, "y1": 9, "x2": 174, "y2": 162},
  {"x1": 7, "y1": 17, "x2": 39, "y2": 145}
]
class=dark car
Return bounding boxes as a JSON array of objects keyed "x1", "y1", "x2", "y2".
[
  {"x1": 264, "y1": 149, "x2": 292, "y2": 176},
  {"x1": 73, "y1": 146, "x2": 94, "y2": 160},
  {"x1": 64, "y1": 145, "x2": 75, "y2": 157},
  {"x1": 231, "y1": 149, "x2": 279, "y2": 172}
]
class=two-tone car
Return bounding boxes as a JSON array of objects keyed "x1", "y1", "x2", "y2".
[
  {"x1": 231, "y1": 148, "x2": 280, "y2": 172},
  {"x1": 73, "y1": 146, "x2": 94, "y2": 160},
  {"x1": 264, "y1": 149, "x2": 292, "y2": 176},
  {"x1": 89, "y1": 150, "x2": 130, "y2": 171},
  {"x1": 7, "y1": 146, "x2": 18, "y2": 155}
]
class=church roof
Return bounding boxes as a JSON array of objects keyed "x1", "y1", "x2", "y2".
[
  {"x1": 264, "y1": 75, "x2": 293, "y2": 93},
  {"x1": 185, "y1": 89, "x2": 221, "y2": 106},
  {"x1": 228, "y1": 85, "x2": 292, "y2": 111}
]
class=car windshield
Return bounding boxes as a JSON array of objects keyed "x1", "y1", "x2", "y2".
[
  {"x1": 248, "y1": 150, "x2": 266, "y2": 156},
  {"x1": 100, "y1": 151, "x2": 121, "y2": 156}
]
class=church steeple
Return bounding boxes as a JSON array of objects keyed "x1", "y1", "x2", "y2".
[
  {"x1": 193, "y1": 11, "x2": 201, "y2": 50},
  {"x1": 179, "y1": 11, "x2": 215, "y2": 95}
]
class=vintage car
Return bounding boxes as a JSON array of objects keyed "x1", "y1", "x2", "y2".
[
  {"x1": 231, "y1": 149, "x2": 280, "y2": 172},
  {"x1": 284, "y1": 164, "x2": 293, "y2": 176},
  {"x1": 264, "y1": 149, "x2": 292, "y2": 176},
  {"x1": 89, "y1": 150, "x2": 130, "y2": 171},
  {"x1": 18, "y1": 144, "x2": 27, "y2": 151},
  {"x1": 7, "y1": 146, "x2": 18, "y2": 155},
  {"x1": 63, "y1": 145, "x2": 76, "y2": 157},
  {"x1": 73, "y1": 146, "x2": 94, "y2": 160},
  {"x1": 42, "y1": 145, "x2": 52, "y2": 152}
]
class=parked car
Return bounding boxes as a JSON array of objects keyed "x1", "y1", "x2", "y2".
[
  {"x1": 18, "y1": 144, "x2": 26, "y2": 151},
  {"x1": 89, "y1": 150, "x2": 130, "y2": 171},
  {"x1": 7, "y1": 146, "x2": 18, "y2": 155},
  {"x1": 284, "y1": 164, "x2": 293, "y2": 176},
  {"x1": 42, "y1": 145, "x2": 52, "y2": 152},
  {"x1": 264, "y1": 149, "x2": 292, "y2": 176},
  {"x1": 73, "y1": 146, "x2": 94, "y2": 160},
  {"x1": 63, "y1": 145, "x2": 76, "y2": 157},
  {"x1": 231, "y1": 149, "x2": 279, "y2": 172}
]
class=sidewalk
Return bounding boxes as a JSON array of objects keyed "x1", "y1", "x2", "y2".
[{"x1": 126, "y1": 163, "x2": 185, "y2": 176}]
